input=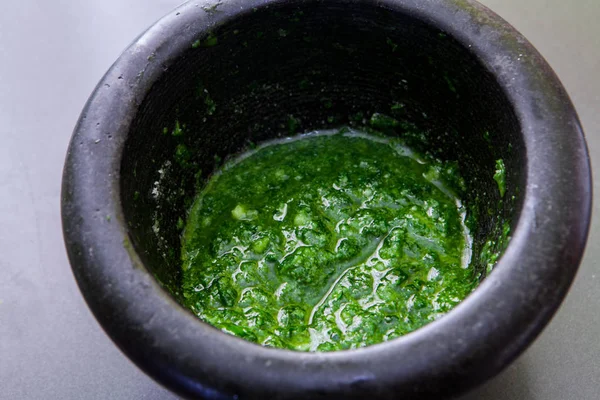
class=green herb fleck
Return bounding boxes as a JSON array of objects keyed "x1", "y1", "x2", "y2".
[
  {"x1": 193, "y1": 34, "x2": 218, "y2": 48},
  {"x1": 197, "y1": 84, "x2": 217, "y2": 116},
  {"x1": 483, "y1": 131, "x2": 491, "y2": 143},
  {"x1": 369, "y1": 113, "x2": 400, "y2": 130},
  {"x1": 494, "y1": 159, "x2": 506, "y2": 197},
  {"x1": 299, "y1": 78, "x2": 310, "y2": 89},
  {"x1": 175, "y1": 144, "x2": 191, "y2": 167},
  {"x1": 386, "y1": 37, "x2": 398, "y2": 52},
  {"x1": 194, "y1": 170, "x2": 204, "y2": 188},
  {"x1": 351, "y1": 112, "x2": 365, "y2": 123},
  {"x1": 391, "y1": 102, "x2": 405, "y2": 112},
  {"x1": 321, "y1": 98, "x2": 333, "y2": 109},
  {"x1": 172, "y1": 120, "x2": 184, "y2": 137},
  {"x1": 287, "y1": 115, "x2": 299, "y2": 135},
  {"x1": 290, "y1": 10, "x2": 304, "y2": 22},
  {"x1": 205, "y1": 94, "x2": 217, "y2": 116},
  {"x1": 203, "y1": 34, "x2": 218, "y2": 47},
  {"x1": 444, "y1": 74, "x2": 457, "y2": 93}
]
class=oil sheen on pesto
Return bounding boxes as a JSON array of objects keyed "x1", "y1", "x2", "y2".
[{"x1": 181, "y1": 129, "x2": 476, "y2": 352}]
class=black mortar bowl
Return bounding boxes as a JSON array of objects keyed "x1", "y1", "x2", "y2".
[{"x1": 61, "y1": 0, "x2": 592, "y2": 398}]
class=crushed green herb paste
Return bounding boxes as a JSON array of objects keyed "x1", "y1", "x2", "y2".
[{"x1": 181, "y1": 129, "x2": 477, "y2": 351}]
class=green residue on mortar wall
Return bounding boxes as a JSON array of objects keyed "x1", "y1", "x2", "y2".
[
  {"x1": 201, "y1": 1, "x2": 222, "y2": 15},
  {"x1": 448, "y1": 0, "x2": 505, "y2": 29}
]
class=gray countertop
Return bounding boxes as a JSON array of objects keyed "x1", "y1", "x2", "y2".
[{"x1": 1, "y1": 1, "x2": 598, "y2": 399}]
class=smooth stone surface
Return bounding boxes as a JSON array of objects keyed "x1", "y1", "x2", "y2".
[{"x1": 0, "y1": 0, "x2": 597, "y2": 399}]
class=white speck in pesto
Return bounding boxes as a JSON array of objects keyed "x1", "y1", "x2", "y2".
[
  {"x1": 427, "y1": 267, "x2": 440, "y2": 281},
  {"x1": 334, "y1": 237, "x2": 347, "y2": 253},
  {"x1": 274, "y1": 282, "x2": 287, "y2": 299},
  {"x1": 273, "y1": 203, "x2": 288, "y2": 221}
]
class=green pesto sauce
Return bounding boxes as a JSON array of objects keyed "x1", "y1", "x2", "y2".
[{"x1": 181, "y1": 129, "x2": 477, "y2": 351}]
